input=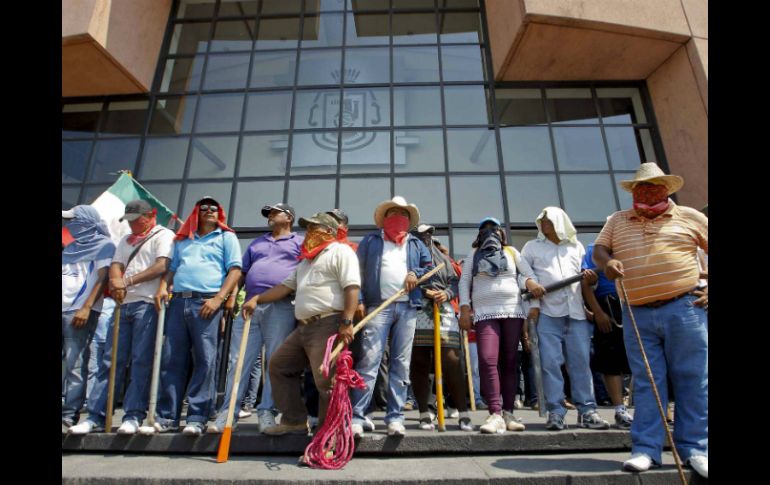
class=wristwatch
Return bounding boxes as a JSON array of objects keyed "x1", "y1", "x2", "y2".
[{"x1": 340, "y1": 318, "x2": 353, "y2": 326}]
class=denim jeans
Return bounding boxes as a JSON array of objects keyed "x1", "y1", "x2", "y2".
[
  {"x1": 622, "y1": 295, "x2": 708, "y2": 463},
  {"x1": 351, "y1": 302, "x2": 417, "y2": 425},
  {"x1": 469, "y1": 341, "x2": 483, "y2": 404},
  {"x1": 62, "y1": 309, "x2": 99, "y2": 423},
  {"x1": 86, "y1": 298, "x2": 113, "y2": 401},
  {"x1": 87, "y1": 301, "x2": 158, "y2": 426},
  {"x1": 537, "y1": 314, "x2": 597, "y2": 417},
  {"x1": 242, "y1": 350, "x2": 263, "y2": 408},
  {"x1": 156, "y1": 297, "x2": 222, "y2": 426},
  {"x1": 214, "y1": 299, "x2": 295, "y2": 426}
]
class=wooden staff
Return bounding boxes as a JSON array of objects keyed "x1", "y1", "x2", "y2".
[{"x1": 104, "y1": 305, "x2": 121, "y2": 433}]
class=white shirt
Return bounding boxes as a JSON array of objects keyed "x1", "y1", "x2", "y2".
[
  {"x1": 282, "y1": 242, "x2": 361, "y2": 320},
  {"x1": 62, "y1": 258, "x2": 111, "y2": 312},
  {"x1": 112, "y1": 226, "x2": 175, "y2": 304},
  {"x1": 520, "y1": 238, "x2": 586, "y2": 320},
  {"x1": 379, "y1": 239, "x2": 409, "y2": 302}
]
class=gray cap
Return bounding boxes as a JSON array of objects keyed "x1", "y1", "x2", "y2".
[
  {"x1": 326, "y1": 208, "x2": 349, "y2": 225},
  {"x1": 120, "y1": 199, "x2": 153, "y2": 222},
  {"x1": 299, "y1": 212, "x2": 340, "y2": 232},
  {"x1": 261, "y1": 203, "x2": 296, "y2": 220}
]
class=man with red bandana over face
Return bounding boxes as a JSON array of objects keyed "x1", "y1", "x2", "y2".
[
  {"x1": 326, "y1": 208, "x2": 358, "y2": 252},
  {"x1": 592, "y1": 163, "x2": 708, "y2": 478},
  {"x1": 69, "y1": 200, "x2": 176, "y2": 435},
  {"x1": 350, "y1": 196, "x2": 433, "y2": 438}
]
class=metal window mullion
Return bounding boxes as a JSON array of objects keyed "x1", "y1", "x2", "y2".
[
  {"x1": 334, "y1": 7, "x2": 348, "y2": 208},
  {"x1": 591, "y1": 84, "x2": 623, "y2": 213},
  {"x1": 283, "y1": 9, "x2": 304, "y2": 203}
]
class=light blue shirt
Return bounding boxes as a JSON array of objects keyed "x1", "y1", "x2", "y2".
[{"x1": 170, "y1": 228, "x2": 242, "y2": 293}]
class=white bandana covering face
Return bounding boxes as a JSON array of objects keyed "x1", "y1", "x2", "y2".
[{"x1": 535, "y1": 206, "x2": 578, "y2": 244}]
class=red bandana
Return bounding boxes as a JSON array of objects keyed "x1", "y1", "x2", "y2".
[
  {"x1": 127, "y1": 210, "x2": 158, "y2": 246},
  {"x1": 383, "y1": 215, "x2": 409, "y2": 245},
  {"x1": 632, "y1": 184, "x2": 670, "y2": 219},
  {"x1": 174, "y1": 203, "x2": 234, "y2": 241},
  {"x1": 298, "y1": 230, "x2": 336, "y2": 261}
]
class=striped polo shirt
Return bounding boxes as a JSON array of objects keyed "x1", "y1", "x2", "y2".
[{"x1": 594, "y1": 201, "x2": 708, "y2": 306}]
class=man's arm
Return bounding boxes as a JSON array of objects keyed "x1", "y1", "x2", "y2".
[
  {"x1": 154, "y1": 270, "x2": 175, "y2": 311},
  {"x1": 337, "y1": 285, "x2": 361, "y2": 345},
  {"x1": 200, "y1": 266, "x2": 242, "y2": 319},
  {"x1": 593, "y1": 244, "x2": 624, "y2": 280},
  {"x1": 73, "y1": 267, "x2": 108, "y2": 327}
]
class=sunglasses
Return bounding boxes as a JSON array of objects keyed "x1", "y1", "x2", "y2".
[{"x1": 199, "y1": 204, "x2": 219, "y2": 212}]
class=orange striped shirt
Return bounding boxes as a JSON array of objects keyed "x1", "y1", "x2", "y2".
[{"x1": 594, "y1": 202, "x2": 708, "y2": 305}]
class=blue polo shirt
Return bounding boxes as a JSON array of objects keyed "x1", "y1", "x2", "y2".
[
  {"x1": 170, "y1": 228, "x2": 242, "y2": 293},
  {"x1": 581, "y1": 243, "x2": 617, "y2": 298}
]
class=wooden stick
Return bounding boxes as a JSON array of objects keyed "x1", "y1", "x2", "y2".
[
  {"x1": 105, "y1": 305, "x2": 121, "y2": 433},
  {"x1": 146, "y1": 302, "x2": 165, "y2": 426},
  {"x1": 216, "y1": 314, "x2": 254, "y2": 463},
  {"x1": 462, "y1": 330, "x2": 476, "y2": 411},
  {"x1": 433, "y1": 302, "x2": 446, "y2": 431}
]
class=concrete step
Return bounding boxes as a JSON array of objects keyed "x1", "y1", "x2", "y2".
[{"x1": 62, "y1": 451, "x2": 707, "y2": 484}]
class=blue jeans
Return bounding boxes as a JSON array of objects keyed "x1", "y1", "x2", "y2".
[
  {"x1": 87, "y1": 301, "x2": 158, "y2": 425},
  {"x1": 62, "y1": 309, "x2": 99, "y2": 422},
  {"x1": 86, "y1": 299, "x2": 114, "y2": 402},
  {"x1": 622, "y1": 295, "x2": 708, "y2": 463},
  {"x1": 351, "y1": 302, "x2": 416, "y2": 425},
  {"x1": 469, "y1": 341, "x2": 483, "y2": 404},
  {"x1": 537, "y1": 314, "x2": 597, "y2": 417},
  {"x1": 215, "y1": 299, "x2": 295, "y2": 426},
  {"x1": 157, "y1": 297, "x2": 222, "y2": 426},
  {"x1": 243, "y1": 350, "x2": 263, "y2": 408}
]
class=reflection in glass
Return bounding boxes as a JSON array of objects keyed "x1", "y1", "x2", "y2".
[
  {"x1": 189, "y1": 136, "x2": 238, "y2": 178},
  {"x1": 577, "y1": 232, "x2": 600, "y2": 249},
  {"x1": 546, "y1": 88, "x2": 599, "y2": 125},
  {"x1": 195, "y1": 93, "x2": 244, "y2": 133},
  {"x1": 393, "y1": 86, "x2": 441, "y2": 126},
  {"x1": 394, "y1": 129, "x2": 444, "y2": 173},
  {"x1": 244, "y1": 91, "x2": 293, "y2": 131},
  {"x1": 62, "y1": 141, "x2": 91, "y2": 183},
  {"x1": 294, "y1": 89, "x2": 341, "y2": 130},
  {"x1": 349, "y1": 0, "x2": 389, "y2": 11},
  {"x1": 446, "y1": 128, "x2": 497, "y2": 172},
  {"x1": 496, "y1": 89, "x2": 546, "y2": 125},
  {"x1": 597, "y1": 87, "x2": 647, "y2": 124},
  {"x1": 613, "y1": 173, "x2": 635, "y2": 210},
  {"x1": 392, "y1": 13, "x2": 438, "y2": 44},
  {"x1": 297, "y1": 49, "x2": 343, "y2": 85},
  {"x1": 217, "y1": 1, "x2": 258, "y2": 17},
  {"x1": 444, "y1": 85, "x2": 490, "y2": 125},
  {"x1": 450, "y1": 176, "x2": 503, "y2": 224},
  {"x1": 393, "y1": 46, "x2": 439, "y2": 83},
  {"x1": 301, "y1": 13, "x2": 344, "y2": 47},
  {"x1": 239, "y1": 134, "x2": 289, "y2": 177},
  {"x1": 233, "y1": 180, "x2": 286, "y2": 227},
  {"x1": 439, "y1": 12, "x2": 482, "y2": 43},
  {"x1": 62, "y1": 186, "x2": 81, "y2": 210},
  {"x1": 500, "y1": 126, "x2": 553, "y2": 171},
  {"x1": 158, "y1": 56, "x2": 204, "y2": 92},
  {"x1": 101, "y1": 101, "x2": 149, "y2": 137},
  {"x1": 174, "y1": 0, "x2": 216, "y2": 19},
  {"x1": 250, "y1": 51, "x2": 297, "y2": 88},
  {"x1": 339, "y1": 177, "x2": 390, "y2": 224},
  {"x1": 505, "y1": 175, "x2": 560, "y2": 223},
  {"x1": 81, "y1": 185, "x2": 110, "y2": 205},
  {"x1": 395, "y1": 177, "x2": 448, "y2": 223},
  {"x1": 451, "y1": 228, "x2": 478, "y2": 260},
  {"x1": 560, "y1": 174, "x2": 617, "y2": 222},
  {"x1": 210, "y1": 19, "x2": 255, "y2": 52},
  {"x1": 393, "y1": 0, "x2": 434, "y2": 8},
  {"x1": 62, "y1": 103, "x2": 101, "y2": 138},
  {"x1": 341, "y1": 131, "x2": 390, "y2": 173},
  {"x1": 140, "y1": 137, "x2": 190, "y2": 180},
  {"x1": 340, "y1": 87, "x2": 389, "y2": 128},
  {"x1": 181, "y1": 182, "x2": 233, "y2": 220},
  {"x1": 306, "y1": 0, "x2": 347, "y2": 12},
  {"x1": 149, "y1": 97, "x2": 198, "y2": 135},
  {"x1": 441, "y1": 45, "x2": 484, "y2": 82},
  {"x1": 345, "y1": 12, "x2": 389, "y2": 45},
  {"x1": 260, "y1": 0, "x2": 301, "y2": 14},
  {"x1": 291, "y1": 132, "x2": 339, "y2": 174},
  {"x1": 605, "y1": 127, "x2": 654, "y2": 170},
  {"x1": 552, "y1": 127, "x2": 608, "y2": 171},
  {"x1": 287, "y1": 178, "x2": 336, "y2": 221},
  {"x1": 203, "y1": 53, "x2": 251, "y2": 90},
  {"x1": 89, "y1": 139, "x2": 140, "y2": 182},
  {"x1": 255, "y1": 17, "x2": 301, "y2": 50},
  {"x1": 343, "y1": 48, "x2": 389, "y2": 83},
  {"x1": 169, "y1": 22, "x2": 212, "y2": 55},
  {"x1": 508, "y1": 229, "x2": 539, "y2": 252},
  {"x1": 139, "y1": 182, "x2": 181, "y2": 215}
]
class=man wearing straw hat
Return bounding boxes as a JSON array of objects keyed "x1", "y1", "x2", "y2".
[
  {"x1": 592, "y1": 162, "x2": 708, "y2": 478},
  {"x1": 350, "y1": 196, "x2": 432, "y2": 437}
]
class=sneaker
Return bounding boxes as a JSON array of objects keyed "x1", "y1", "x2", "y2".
[
  {"x1": 238, "y1": 407, "x2": 252, "y2": 419},
  {"x1": 363, "y1": 416, "x2": 376, "y2": 432},
  {"x1": 623, "y1": 453, "x2": 660, "y2": 472},
  {"x1": 403, "y1": 401, "x2": 415, "y2": 411},
  {"x1": 687, "y1": 455, "x2": 708, "y2": 478},
  {"x1": 68, "y1": 420, "x2": 103, "y2": 435},
  {"x1": 458, "y1": 417, "x2": 473, "y2": 432},
  {"x1": 502, "y1": 410, "x2": 525, "y2": 431},
  {"x1": 351, "y1": 423, "x2": 364, "y2": 438},
  {"x1": 207, "y1": 423, "x2": 224, "y2": 434},
  {"x1": 117, "y1": 419, "x2": 139, "y2": 435},
  {"x1": 479, "y1": 413, "x2": 506, "y2": 434},
  {"x1": 62, "y1": 418, "x2": 74, "y2": 429},
  {"x1": 257, "y1": 410, "x2": 276, "y2": 433},
  {"x1": 545, "y1": 413, "x2": 565, "y2": 431},
  {"x1": 475, "y1": 400, "x2": 488, "y2": 410},
  {"x1": 447, "y1": 408, "x2": 459, "y2": 419},
  {"x1": 152, "y1": 421, "x2": 178, "y2": 433},
  {"x1": 182, "y1": 422, "x2": 205, "y2": 436},
  {"x1": 418, "y1": 413, "x2": 435, "y2": 431},
  {"x1": 387, "y1": 421, "x2": 406, "y2": 436},
  {"x1": 513, "y1": 399, "x2": 524, "y2": 410},
  {"x1": 578, "y1": 410, "x2": 610, "y2": 430},
  {"x1": 614, "y1": 407, "x2": 633, "y2": 430},
  {"x1": 263, "y1": 422, "x2": 309, "y2": 436}
]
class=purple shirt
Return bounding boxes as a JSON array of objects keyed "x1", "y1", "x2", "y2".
[{"x1": 242, "y1": 232, "x2": 304, "y2": 300}]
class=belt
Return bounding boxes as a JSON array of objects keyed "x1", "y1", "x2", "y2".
[
  {"x1": 172, "y1": 291, "x2": 218, "y2": 299},
  {"x1": 297, "y1": 311, "x2": 340, "y2": 326},
  {"x1": 634, "y1": 289, "x2": 698, "y2": 309}
]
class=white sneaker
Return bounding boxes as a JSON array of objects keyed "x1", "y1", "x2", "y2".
[
  {"x1": 479, "y1": 413, "x2": 506, "y2": 434},
  {"x1": 387, "y1": 421, "x2": 406, "y2": 436},
  {"x1": 418, "y1": 412, "x2": 435, "y2": 431},
  {"x1": 238, "y1": 408, "x2": 252, "y2": 419},
  {"x1": 257, "y1": 410, "x2": 276, "y2": 433},
  {"x1": 363, "y1": 416, "x2": 376, "y2": 431},
  {"x1": 68, "y1": 420, "x2": 103, "y2": 435},
  {"x1": 502, "y1": 410, "x2": 525, "y2": 431},
  {"x1": 687, "y1": 455, "x2": 708, "y2": 478},
  {"x1": 137, "y1": 425, "x2": 156, "y2": 435},
  {"x1": 623, "y1": 453, "x2": 660, "y2": 472},
  {"x1": 447, "y1": 408, "x2": 459, "y2": 419},
  {"x1": 182, "y1": 423, "x2": 204, "y2": 436},
  {"x1": 458, "y1": 416, "x2": 473, "y2": 432},
  {"x1": 351, "y1": 423, "x2": 364, "y2": 438},
  {"x1": 117, "y1": 420, "x2": 139, "y2": 435}
]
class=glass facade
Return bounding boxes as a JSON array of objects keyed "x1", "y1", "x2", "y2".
[{"x1": 62, "y1": 0, "x2": 667, "y2": 259}]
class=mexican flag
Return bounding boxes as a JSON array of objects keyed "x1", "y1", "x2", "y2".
[{"x1": 62, "y1": 173, "x2": 179, "y2": 246}]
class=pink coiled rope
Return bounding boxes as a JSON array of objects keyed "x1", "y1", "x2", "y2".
[{"x1": 302, "y1": 334, "x2": 366, "y2": 470}]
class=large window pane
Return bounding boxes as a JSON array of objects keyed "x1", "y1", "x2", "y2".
[
  {"x1": 217, "y1": 1, "x2": 259, "y2": 17},
  {"x1": 81, "y1": 185, "x2": 110, "y2": 205},
  {"x1": 395, "y1": 177, "x2": 448, "y2": 224},
  {"x1": 62, "y1": 141, "x2": 91, "y2": 183},
  {"x1": 613, "y1": 172, "x2": 635, "y2": 210},
  {"x1": 345, "y1": 12, "x2": 389, "y2": 45},
  {"x1": 195, "y1": 93, "x2": 244, "y2": 132},
  {"x1": 449, "y1": 175, "x2": 503, "y2": 224},
  {"x1": 306, "y1": 0, "x2": 347, "y2": 12},
  {"x1": 290, "y1": 132, "x2": 339, "y2": 174},
  {"x1": 505, "y1": 175, "x2": 560, "y2": 223},
  {"x1": 560, "y1": 174, "x2": 617, "y2": 222},
  {"x1": 175, "y1": 0, "x2": 216, "y2": 19},
  {"x1": 496, "y1": 89, "x2": 546, "y2": 125},
  {"x1": 158, "y1": 56, "x2": 205, "y2": 92},
  {"x1": 210, "y1": 19, "x2": 255, "y2": 52},
  {"x1": 340, "y1": 87, "x2": 390, "y2": 128},
  {"x1": 451, "y1": 228, "x2": 477, "y2": 260},
  {"x1": 203, "y1": 53, "x2": 251, "y2": 90},
  {"x1": 500, "y1": 126, "x2": 554, "y2": 171},
  {"x1": 393, "y1": 0, "x2": 434, "y2": 8},
  {"x1": 392, "y1": 12, "x2": 438, "y2": 45},
  {"x1": 546, "y1": 88, "x2": 599, "y2": 125},
  {"x1": 169, "y1": 22, "x2": 212, "y2": 55},
  {"x1": 149, "y1": 97, "x2": 198, "y2": 135},
  {"x1": 89, "y1": 139, "x2": 140, "y2": 182},
  {"x1": 339, "y1": 177, "x2": 390, "y2": 225},
  {"x1": 604, "y1": 127, "x2": 655, "y2": 170},
  {"x1": 393, "y1": 86, "x2": 441, "y2": 126},
  {"x1": 552, "y1": 127, "x2": 609, "y2": 171},
  {"x1": 181, "y1": 182, "x2": 234, "y2": 221},
  {"x1": 138, "y1": 182, "x2": 181, "y2": 216},
  {"x1": 509, "y1": 229, "x2": 539, "y2": 252},
  {"x1": 297, "y1": 49, "x2": 343, "y2": 85},
  {"x1": 393, "y1": 46, "x2": 439, "y2": 83},
  {"x1": 441, "y1": 45, "x2": 484, "y2": 82},
  {"x1": 444, "y1": 85, "x2": 490, "y2": 125},
  {"x1": 395, "y1": 129, "x2": 444, "y2": 173},
  {"x1": 239, "y1": 134, "x2": 288, "y2": 177},
  {"x1": 255, "y1": 17, "x2": 301, "y2": 50},
  {"x1": 446, "y1": 128, "x2": 497, "y2": 172},
  {"x1": 233, "y1": 180, "x2": 286, "y2": 227},
  {"x1": 301, "y1": 13, "x2": 344, "y2": 47},
  {"x1": 577, "y1": 232, "x2": 600, "y2": 250},
  {"x1": 188, "y1": 136, "x2": 238, "y2": 178},
  {"x1": 100, "y1": 101, "x2": 149, "y2": 137},
  {"x1": 260, "y1": 0, "x2": 301, "y2": 14},
  {"x1": 340, "y1": 130, "x2": 390, "y2": 173},
  {"x1": 244, "y1": 91, "x2": 293, "y2": 131},
  {"x1": 250, "y1": 51, "x2": 297, "y2": 88},
  {"x1": 439, "y1": 0, "x2": 479, "y2": 7},
  {"x1": 62, "y1": 186, "x2": 81, "y2": 209},
  {"x1": 349, "y1": 0, "x2": 389, "y2": 11},
  {"x1": 294, "y1": 89, "x2": 341, "y2": 130},
  {"x1": 287, "y1": 178, "x2": 336, "y2": 221},
  {"x1": 597, "y1": 87, "x2": 647, "y2": 124},
  {"x1": 439, "y1": 12, "x2": 482, "y2": 43},
  {"x1": 62, "y1": 103, "x2": 101, "y2": 138},
  {"x1": 139, "y1": 137, "x2": 190, "y2": 180},
  {"x1": 343, "y1": 48, "x2": 389, "y2": 83}
]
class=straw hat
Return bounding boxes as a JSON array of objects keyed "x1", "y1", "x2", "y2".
[
  {"x1": 619, "y1": 162, "x2": 684, "y2": 195},
  {"x1": 373, "y1": 196, "x2": 420, "y2": 229}
]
